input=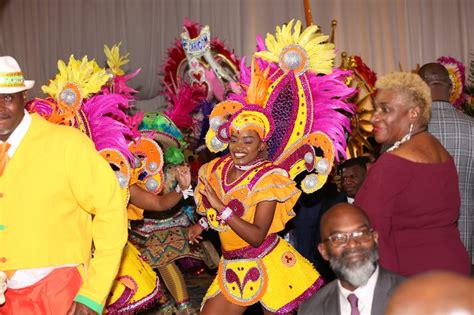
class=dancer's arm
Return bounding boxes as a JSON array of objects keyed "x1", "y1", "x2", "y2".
[
  {"x1": 129, "y1": 164, "x2": 192, "y2": 211},
  {"x1": 129, "y1": 184, "x2": 183, "y2": 211},
  {"x1": 200, "y1": 178, "x2": 276, "y2": 247}
]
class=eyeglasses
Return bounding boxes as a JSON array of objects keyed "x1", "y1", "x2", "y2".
[{"x1": 323, "y1": 229, "x2": 374, "y2": 247}]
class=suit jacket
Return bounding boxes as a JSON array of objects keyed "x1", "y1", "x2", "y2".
[
  {"x1": 428, "y1": 101, "x2": 474, "y2": 262},
  {"x1": 0, "y1": 114, "x2": 128, "y2": 313},
  {"x1": 298, "y1": 267, "x2": 404, "y2": 315}
]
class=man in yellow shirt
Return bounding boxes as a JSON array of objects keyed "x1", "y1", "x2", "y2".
[{"x1": 0, "y1": 56, "x2": 127, "y2": 314}]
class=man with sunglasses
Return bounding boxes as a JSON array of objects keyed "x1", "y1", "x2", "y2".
[{"x1": 299, "y1": 203, "x2": 404, "y2": 315}]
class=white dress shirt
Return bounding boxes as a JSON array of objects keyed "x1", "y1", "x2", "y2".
[{"x1": 337, "y1": 266, "x2": 379, "y2": 315}]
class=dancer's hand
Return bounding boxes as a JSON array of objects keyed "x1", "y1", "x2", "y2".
[
  {"x1": 200, "y1": 178, "x2": 224, "y2": 211},
  {"x1": 187, "y1": 224, "x2": 204, "y2": 244},
  {"x1": 67, "y1": 302, "x2": 97, "y2": 315},
  {"x1": 176, "y1": 164, "x2": 191, "y2": 189}
]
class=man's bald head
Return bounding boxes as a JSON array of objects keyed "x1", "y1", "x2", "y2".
[
  {"x1": 320, "y1": 203, "x2": 371, "y2": 240},
  {"x1": 419, "y1": 63, "x2": 452, "y2": 102},
  {"x1": 386, "y1": 271, "x2": 474, "y2": 315}
]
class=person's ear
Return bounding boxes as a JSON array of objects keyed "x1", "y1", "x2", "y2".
[
  {"x1": 372, "y1": 230, "x2": 379, "y2": 245},
  {"x1": 318, "y1": 243, "x2": 329, "y2": 261},
  {"x1": 408, "y1": 106, "x2": 421, "y2": 122}
]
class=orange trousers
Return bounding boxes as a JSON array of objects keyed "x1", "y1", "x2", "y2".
[{"x1": 0, "y1": 267, "x2": 82, "y2": 315}]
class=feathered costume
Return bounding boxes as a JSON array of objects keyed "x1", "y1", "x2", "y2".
[
  {"x1": 161, "y1": 18, "x2": 241, "y2": 150},
  {"x1": 195, "y1": 20, "x2": 356, "y2": 313},
  {"x1": 339, "y1": 54, "x2": 378, "y2": 158},
  {"x1": 26, "y1": 46, "x2": 161, "y2": 314}
]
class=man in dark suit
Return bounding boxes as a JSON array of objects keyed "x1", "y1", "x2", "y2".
[{"x1": 299, "y1": 203, "x2": 404, "y2": 315}]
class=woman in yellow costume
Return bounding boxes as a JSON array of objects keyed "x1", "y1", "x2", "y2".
[
  {"x1": 106, "y1": 134, "x2": 193, "y2": 314},
  {"x1": 187, "y1": 20, "x2": 356, "y2": 314},
  {"x1": 128, "y1": 112, "x2": 220, "y2": 315}
]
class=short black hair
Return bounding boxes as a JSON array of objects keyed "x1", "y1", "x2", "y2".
[{"x1": 339, "y1": 156, "x2": 370, "y2": 172}]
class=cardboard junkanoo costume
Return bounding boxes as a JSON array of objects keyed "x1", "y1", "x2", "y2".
[
  {"x1": 27, "y1": 46, "x2": 161, "y2": 314},
  {"x1": 194, "y1": 20, "x2": 356, "y2": 313}
]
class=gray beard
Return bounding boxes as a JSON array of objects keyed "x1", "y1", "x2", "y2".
[{"x1": 329, "y1": 247, "x2": 379, "y2": 288}]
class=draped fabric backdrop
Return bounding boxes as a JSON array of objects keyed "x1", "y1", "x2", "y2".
[{"x1": 1, "y1": 0, "x2": 472, "y2": 112}]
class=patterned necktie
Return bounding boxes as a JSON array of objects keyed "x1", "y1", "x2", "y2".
[
  {"x1": 0, "y1": 142, "x2": 10, "y2": 176},
  {"x1": 347, "y1": 293, "x2": 360, "y2": 315}
]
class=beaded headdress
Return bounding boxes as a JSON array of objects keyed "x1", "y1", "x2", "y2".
[
  {"x1": 205, "y1": 20, "x2": 356, "y2": 193},
  {"x1": 161, "y1": 18, "x2": 241, "y2": 150}
]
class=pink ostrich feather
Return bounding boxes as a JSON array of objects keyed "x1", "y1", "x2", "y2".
[
  {"x1": 100, "y1": 68, "x2": 141, "y2": 100},
  {"x1": 26, "y1": 98, "x2": 55, "y2": 118},
  {"x1": 113, "y1": 68, "x2": 141, "y2": 99},
  {"x1": 164, "y1": 81, "x2": 205, "y2": 129},
  {"x1": 81, "y1": 94, "x2": 134, "y2": 161},
  {"x1": 309, "y1": 69, "x2": 356, "y2": 160},
  {"x1": 127, "y1": 111, "x2": 145, "y2": 139}
]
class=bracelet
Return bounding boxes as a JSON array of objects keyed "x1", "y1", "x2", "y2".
[
  {"x1": 218, "y1": 207, "x2": 234, "y2": 224},
  {"x1": 175, "y1": 184, "x2": 194, "y2": 200},
  {"x1": 198, "y1": 217, "x2": 209, "y2": 230}
]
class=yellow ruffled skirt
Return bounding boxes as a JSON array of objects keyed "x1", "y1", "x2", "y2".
[
  {"x1": 106, "y1": 242, "x2": 160, "y2": 313},
  {"x1": 202, "y1": 237, "x2": 323, "y2": 313}
]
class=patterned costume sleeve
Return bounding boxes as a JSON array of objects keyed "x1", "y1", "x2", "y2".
[{"x1": 245, "y1": 169, "x2": 301, "y2": 232}]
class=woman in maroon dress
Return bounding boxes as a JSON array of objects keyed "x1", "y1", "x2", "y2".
[{"x1": 355, "y1": 72, "x2": 470, "y2": 276}]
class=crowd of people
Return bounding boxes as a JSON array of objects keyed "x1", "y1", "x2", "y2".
[{"x1": 1, "y1": 17, "x2": 473, "y2": 315}]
